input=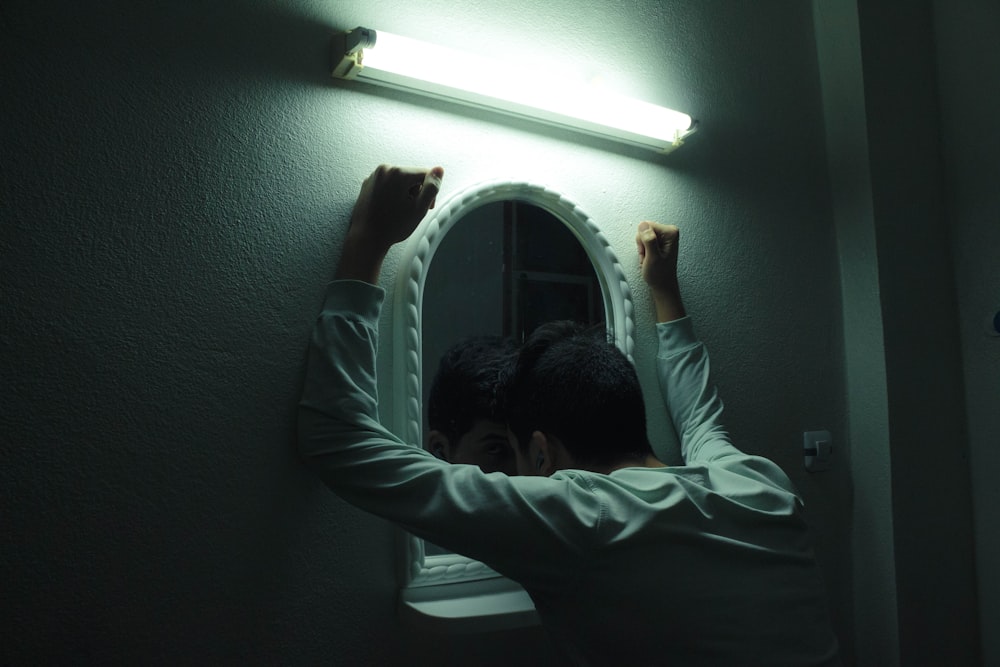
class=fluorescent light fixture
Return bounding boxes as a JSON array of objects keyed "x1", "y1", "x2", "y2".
[{"x1": 332, "y1": 27, "x2": 697, "y2": 153}]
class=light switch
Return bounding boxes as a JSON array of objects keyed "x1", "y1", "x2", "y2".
[{"x1": 803, "y1": 430, "x2": 832, "y2": 472}]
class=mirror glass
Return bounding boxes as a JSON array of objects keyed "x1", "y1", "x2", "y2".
[
  {"x1": 422, "y1": 201, "x2": 604, "y2": 415},
  {"x1": 420, "y1": 201, "x2": 605, "y2": 554}
]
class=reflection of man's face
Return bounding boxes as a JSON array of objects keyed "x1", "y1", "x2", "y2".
[{"x1": 449, "y1": 419, "x2": 516, "y2": 475}]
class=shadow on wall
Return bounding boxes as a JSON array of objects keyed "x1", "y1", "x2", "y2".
[
  {"x1": 0, "y1": 2, "x2": 394, "y2": 662},
  {"x1": 7, "y1": 2, "x2": 342, "y2": 87}
]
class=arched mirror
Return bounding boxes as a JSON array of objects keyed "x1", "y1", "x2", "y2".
[
  {"x1": 392, "y1": 180, "x2": 636, "y2": 592},
  {"x1": 422, "y1": 200, "x2": 606, "y2": 481}
]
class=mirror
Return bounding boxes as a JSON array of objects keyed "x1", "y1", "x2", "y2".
[
  {"x1": 422, "y1": 200, "x2": 605, "y2": 446},
  {"x1": 392, "y1": 179, "x2": 636, "y2": 587}
]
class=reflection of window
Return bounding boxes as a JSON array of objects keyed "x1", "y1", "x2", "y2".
[{"x1": 501, "y1": 202, "x2": 603, "y2": 341}]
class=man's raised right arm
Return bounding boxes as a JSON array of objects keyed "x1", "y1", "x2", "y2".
[{"x1": 636, "y1": 222, "x2": 740, "y2": 464}]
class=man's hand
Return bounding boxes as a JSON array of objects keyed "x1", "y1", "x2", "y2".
[
  {"x1": 336, "y1": 164, "x2": 445, "y2": 284},
  {"x1": 636, "y1": 221, "x2": 686, "y2": 323}
]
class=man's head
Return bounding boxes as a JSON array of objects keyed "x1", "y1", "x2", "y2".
[
  {"x1": 504, "y1": 321, "x2": 653, "y2": 476},
  {"x1": 426, "y1": 335, "x2": 517, "y2": 475}
]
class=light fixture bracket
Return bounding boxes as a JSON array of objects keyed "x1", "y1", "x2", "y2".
[{"x1": 331, "y1": 27, "x2": 376, "y2": 80}]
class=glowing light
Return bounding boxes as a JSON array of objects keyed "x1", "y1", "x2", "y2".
[{"x1": 332, "y1": 27, "x2": 696, "y2": 153}]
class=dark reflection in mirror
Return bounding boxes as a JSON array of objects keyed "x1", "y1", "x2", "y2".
[
  {"x1": 422, "y1": 201, "x2": 604, "y2": 438},
  {"x1": 508, "y1": 203, "x2": 603, "y2": 339}
]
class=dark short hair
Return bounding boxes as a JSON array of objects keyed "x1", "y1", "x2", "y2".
[
  {"x1": 428, "y1": 335, "x2": 517, "y2": 443},
  {"x1": 504, "y1": 321, "x2": 652, "y2": 467}
]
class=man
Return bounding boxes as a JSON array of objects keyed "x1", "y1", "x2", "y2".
[
  {"x1": 298, "y1": 164, "x2": 840, "y2": 666},
  {"x1": 426, "y1": 335, "x2": 518, "y2": 475}
]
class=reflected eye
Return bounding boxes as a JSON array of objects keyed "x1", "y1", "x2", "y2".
[
  {"x1": 480, "y1": 439, "x2": 512, "y2": 459},
  {"x1": 486, "y1": 443, "x2": 511, "y2": 457}
]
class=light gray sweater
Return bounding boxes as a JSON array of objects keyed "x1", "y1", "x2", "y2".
[{"x1": 299, "y1": 279, "x2": 839, "y2": 666}]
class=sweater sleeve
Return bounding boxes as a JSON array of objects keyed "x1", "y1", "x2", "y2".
[
  {"x1": 656, "y1": 317, "x2": 802, "y2": 500},
  {"x1": 655, "y1": 317, "x2": 745, "y2": 464}
]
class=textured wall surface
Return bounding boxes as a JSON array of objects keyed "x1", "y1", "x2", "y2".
[{"x1": 2, "y1": 0, "x2": 850, "y2": 664}]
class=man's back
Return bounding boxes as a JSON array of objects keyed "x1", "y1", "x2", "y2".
[{"x1": 521, "y1": 463, "x2": 837, "y2": 666}]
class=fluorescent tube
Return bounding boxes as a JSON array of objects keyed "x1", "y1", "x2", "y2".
[{"x1": 332, "y1": 27, "x2": 696, "y2": 153}]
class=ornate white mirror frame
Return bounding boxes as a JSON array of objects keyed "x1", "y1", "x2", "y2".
[{"x1": 390, "y1": 178, "x2": 636, "y2": 627}]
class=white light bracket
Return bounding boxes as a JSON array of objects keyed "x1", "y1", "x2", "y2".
[
  {"x1": 330, "y1": 26, "x2": 697, "y2": 153},
  {"x1": 332, "y1": 27, "x2": 375, "y2": 80}
]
